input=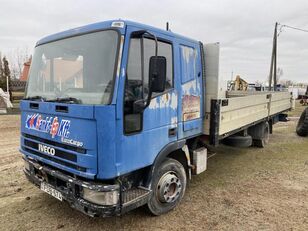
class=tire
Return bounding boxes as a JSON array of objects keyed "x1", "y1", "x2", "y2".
[
  {"x1": 223, "y1": 135, "x2": 252, "y2": 148},
  {"x1": 253, "y1": 122, "x2": 270, "y2": 148},
  {"x1": 147, "y1": 158, "x2": 187, "y2": 216},
  {"x1": 296, "y1": 108, "x2": 308, "y2": 137}
]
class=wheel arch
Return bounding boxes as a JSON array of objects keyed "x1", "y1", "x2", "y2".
[{"x1": 144, "y1": 139, "x2": 189, "y2": 188}]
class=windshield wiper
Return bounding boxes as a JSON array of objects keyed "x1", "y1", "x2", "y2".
[
  {"x1": 46, "y1": 97, "x2": 82, "y2": 104},
  {"x1": 23, "y1": 96, "x2": 46, "y2": 102}
]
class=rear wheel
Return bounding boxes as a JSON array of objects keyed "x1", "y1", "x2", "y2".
[
  {"x1": 253, "y1": 122, "x2": 270, "y2": 148},
  {"x1": 296, "y1": 108, "x2": 308, "y2": 137},
  {"x1": 147, "y1": 158, "x2": 187, "y2": 216}
]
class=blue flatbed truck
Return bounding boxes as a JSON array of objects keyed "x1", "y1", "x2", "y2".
[{"x1": 20, "y1": 20, "x2": 292, "y2": 217}]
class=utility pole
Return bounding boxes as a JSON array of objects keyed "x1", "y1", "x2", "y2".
[
  {"x1": 269, "y1": 22, "x2": 278, "y2": 91},
  {"x1": 268, "y1": 23, "x2": 308, "y2": 90}
]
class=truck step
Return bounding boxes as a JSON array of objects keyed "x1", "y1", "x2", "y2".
[{"x1": 122, "y1": 187, "x2": 150, "y2": 206}]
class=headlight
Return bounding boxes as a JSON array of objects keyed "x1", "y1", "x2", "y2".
[{"x1": 82, "y1": 188, "x2": 119, "y2": 206}]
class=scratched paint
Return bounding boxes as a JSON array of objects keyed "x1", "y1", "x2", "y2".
[
  {"x1": 182, "y1": 79, "x2": 201, "y2": 95},
  {"x1": 171, "y1": 116, "x2": 178, "y2": 125},
  {"x1": 180, "y1": 45, "x2": 198, "y2": 84},
  {"x1": 178, "y1": 42, "x2": 203, "y2": 137},
  {"x1": 148, "y1": 92, "x2": 178, "y2": 110}
]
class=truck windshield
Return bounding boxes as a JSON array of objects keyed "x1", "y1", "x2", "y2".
[{"x1": 25, "y1": 30, "x2": 119, "y2": 104}]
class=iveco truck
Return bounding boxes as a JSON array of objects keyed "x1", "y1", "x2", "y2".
[{"x1": 20, "y1": 20, "x2": 292, "y2": 217}]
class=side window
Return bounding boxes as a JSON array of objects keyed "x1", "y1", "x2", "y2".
[
  {"x1": 143, "y1": 38, "x2": 173, "y2": 94},
  {"x1": 126, "y1": 38, "x2": 143, "y2": 101},
  {"x1": 124, "y1": 36, "x2": 173, "y2": 134},
  {"x1": 180, "y1": 45, "x2": 197, "y2": 83},
  {"x1": 124, "y1": 38, "x2": 142, "y2": 134},
  {"x1": 159, "y1": 41, "x2": 173, "y2": 89}
]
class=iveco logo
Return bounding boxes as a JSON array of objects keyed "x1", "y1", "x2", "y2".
[{"x1": 38, "y1": 144, "x2": 55, "y2": 156}]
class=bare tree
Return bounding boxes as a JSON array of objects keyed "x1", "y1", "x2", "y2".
[
  {"x1": 280, "y1": 79, "x2": 294, "y2": 87},
  {"x1": 8, "y1": 47, "x2": 30, "y2": 80},
  {"x1": 276, "y1": 67, "x2": 283, "y2": 83},
  {"x1": 0, "y1": 52, "x2": 3, "y2": 79}
]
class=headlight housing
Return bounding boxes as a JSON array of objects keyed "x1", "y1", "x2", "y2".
[{"x1": 82, "y1": 188, "x2": 119, "y2": 206}]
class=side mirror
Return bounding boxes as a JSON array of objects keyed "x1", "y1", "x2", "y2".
[{"x1": 149, "y1": 56, "x2": 167, "y2": 93}]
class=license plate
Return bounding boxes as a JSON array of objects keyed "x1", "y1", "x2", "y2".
[{"x1": 40, "y1": 182, "x2": 63, "y2": 201}]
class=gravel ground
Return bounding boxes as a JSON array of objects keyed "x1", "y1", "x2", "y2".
[{"x1": 0, "y1": 106, "x2": 308, "y2": 231}]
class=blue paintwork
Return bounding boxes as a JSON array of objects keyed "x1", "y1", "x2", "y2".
[
  {"x1": 20, "y1": 20, "x2": 205, "y2": 180},
  {"x1": 20, "y1": 101, "x2": 98, "y2": 178},
  {"x1": 178, "y1": 41, "x2": 203, "y2": 138}
]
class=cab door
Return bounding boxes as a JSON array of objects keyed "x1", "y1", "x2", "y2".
[
  {"x1": 115, "y1": 26, "x2": 178, "y2": 175},
  {"x1": 178, "y1": 41, "x2": 203, "y2": 139}
]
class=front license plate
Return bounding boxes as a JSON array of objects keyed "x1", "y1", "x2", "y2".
[{"x1": 40, "y1": 182, "x2": 63, "y2": 201}]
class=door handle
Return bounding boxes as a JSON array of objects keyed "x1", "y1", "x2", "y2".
[{"x1": 168, "y1": 128, "x2": 177, "y2": 137}]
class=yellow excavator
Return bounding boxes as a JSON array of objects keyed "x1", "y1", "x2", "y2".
[{"x1": 230, "y1": 75, "x2": 249, "y2": 91}]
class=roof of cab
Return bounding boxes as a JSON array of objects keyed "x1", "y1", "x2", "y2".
[{"x1": 36, "y1": 19, "x2": 199, "y2": 46}]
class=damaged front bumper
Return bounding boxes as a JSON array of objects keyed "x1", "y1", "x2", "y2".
[{"x1": 23, "y1": 157, "x2": 150, "y2": 217}]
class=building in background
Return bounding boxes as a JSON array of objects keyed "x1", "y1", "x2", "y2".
[{"x1": 20, "y1": 57, "x2": 31, "y2": 81}]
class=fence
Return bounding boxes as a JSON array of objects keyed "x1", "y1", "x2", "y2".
[{"x1": 10, "y1": 80, "x2": 27, "y2": 92}]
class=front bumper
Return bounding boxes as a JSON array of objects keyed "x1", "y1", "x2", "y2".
[{"x1": 23, "y1": 157, "x2": 150, "y2": 217}]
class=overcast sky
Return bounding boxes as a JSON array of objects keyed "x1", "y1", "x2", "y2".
[{"x1": 0, "y1": 0, "x2": 307, "y2": 83}]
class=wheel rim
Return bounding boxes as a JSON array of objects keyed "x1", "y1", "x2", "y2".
[{"x1": 157, "y1": 171, "x2": 182, "y2": 203}]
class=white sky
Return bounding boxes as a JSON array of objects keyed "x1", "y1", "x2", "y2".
[{"x1": 0, "y1": 0, "x2": 307, "y2": 83}]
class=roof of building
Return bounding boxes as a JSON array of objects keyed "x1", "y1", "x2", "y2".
[{"x1": 20, "y1": 58, "x2": 31, "y2": 81}]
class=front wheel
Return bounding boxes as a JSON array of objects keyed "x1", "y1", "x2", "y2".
[
  {"x1": 147, "y1": 158, "x2": 187, "y2": 216},
  {"x1": 296, "y1": 108, "x2": 308, "y2": 137}
]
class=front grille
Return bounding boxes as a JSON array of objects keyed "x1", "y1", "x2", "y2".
[
  {"x1": 24, "y1": 139, "x2": 77, "y2": 162},
  {"x1": 22, "y1": 133, "x2": 86, "y2": 154},
  {"x1": 22, "y1": 133, "x2": 88, "y2": 173},
  {"x1": 22, "y1": 146, "x2": 86, "y2": 172}
]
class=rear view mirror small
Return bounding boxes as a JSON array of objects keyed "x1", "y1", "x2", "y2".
[{"x1": 149, "y1": 56, "x2": 167, "y2": 93}]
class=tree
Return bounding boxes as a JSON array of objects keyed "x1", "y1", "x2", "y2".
[
  {"x1": 0, "y1": 52, "x2": 3, "y2": 79},
  {"x1": 280, "y1": 79, "x2": 294, "y2": 87},
  {"x1": 8, "y1": 48, "x2": 29, "y2": 79},
  {"x1": 277, "y1": 67, "x2": 283, "y2": 83},
  {"x1": 3, "y1": 57, "x2": 10, "y2": 80},
  {"x1": 0, "y1": 57, "x2": 11, "y2": 92}
]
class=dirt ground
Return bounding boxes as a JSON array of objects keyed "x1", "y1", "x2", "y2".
[{"x1": 0, "y1": 105, "x2": 308, "y2": 231}]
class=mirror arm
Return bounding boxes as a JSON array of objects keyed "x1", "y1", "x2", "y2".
[
  {"x1": 143, "y1": 31, "x2": 158, "y2": 57},
  {"x1": 143, "y1": 31, "x2": 158, "y2": 109},
  {"x1": 131, "y1": 30, "x2": 159, "y2": 112}
]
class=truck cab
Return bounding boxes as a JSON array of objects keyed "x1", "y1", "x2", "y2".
[
  {"x1": 20, "y1": 19, "x2": 293, "y2": 217},
  {"x1": 21, "y1": 20, "x2": 205, "y2": 216}
]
